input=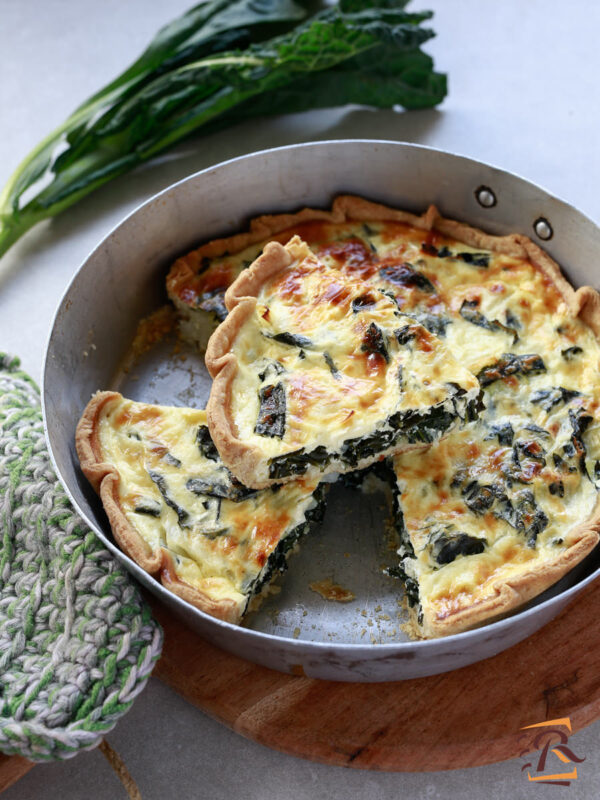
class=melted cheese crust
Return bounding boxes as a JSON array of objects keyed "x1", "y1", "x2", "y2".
[
  {"x1": 225, "y1": 237, "x2": 481, "y2": 486},
  {"x1": 96, "y1": 396, "x2": 321, "y2": 618}
]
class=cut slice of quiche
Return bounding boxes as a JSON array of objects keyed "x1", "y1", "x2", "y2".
[
  {"x1": 75, "y1": 392, "x2": 325, "y2": 623},
  {"x1": 205, "y1": 236, "x2": 483, "y2": 490},
  {"x1": 391, "y1": 408, "x2": 600, "y2": 638}
]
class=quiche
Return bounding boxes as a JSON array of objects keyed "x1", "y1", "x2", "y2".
[
  {"x1": 204, "y1": 235, "x2": 483, "y2": 489},
  {"x1": 74, "y1": 195, "x2": 600, "y2": 638},
  {"x1": 75, "y1": 392, "x2": 325, "y2": 623}
]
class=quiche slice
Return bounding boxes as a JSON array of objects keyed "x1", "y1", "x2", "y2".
[
  {"x1": 205, "y1": 236, "x2": 483, "y2": 490},
  {"x1": 391, "y1": 400, "x2": 600, "y2": 638},
  {"x1": 75, "y1": 392, "x2": 325, "y2": 623}
]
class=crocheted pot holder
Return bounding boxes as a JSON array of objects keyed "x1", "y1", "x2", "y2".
[{"x1": 0, "y1": 354, "x2": 163, "y2": 761}]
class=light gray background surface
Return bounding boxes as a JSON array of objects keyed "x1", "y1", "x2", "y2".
[{"x1": 1, "y1": 0, "x2": 599, "y2": 797}]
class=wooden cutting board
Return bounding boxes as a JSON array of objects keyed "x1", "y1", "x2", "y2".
[
  {"x1": 2, "y1": 579, "x2": 599, "y2": 792},
  {"x1": 150, "y1": 578, "x2": 600, "y2": 771}
]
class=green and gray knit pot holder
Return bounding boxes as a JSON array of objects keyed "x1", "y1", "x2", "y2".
[{"x1": 0, "y1": 354, "x2": 163, "y2": 761}]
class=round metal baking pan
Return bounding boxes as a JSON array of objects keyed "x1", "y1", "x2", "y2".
[{"x1": 43, "y1": 140, "x2": 600, "y2": 682}]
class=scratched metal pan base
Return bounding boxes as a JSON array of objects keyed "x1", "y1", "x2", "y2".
[{"x1": 43, "y1": 140, "x2": 600, "y2": 682}]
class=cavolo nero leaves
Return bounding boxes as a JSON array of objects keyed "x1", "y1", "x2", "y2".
[
  {"x1": 1, "y1": 0, "x2": 308, "y2": 221},
  {"x1": 0, "y1": 0, "x2": 446, "y2": 258},
  {"x1": 77, "y1": 0, "x2": 310, "y2": 110}
]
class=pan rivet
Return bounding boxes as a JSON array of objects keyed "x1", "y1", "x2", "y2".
[
  {"x1": 534, "y1": 217, "x2": 553, "y2": 240},
  {"x1": 475, "y1": 186, "x2": 496, "y2": 208}
]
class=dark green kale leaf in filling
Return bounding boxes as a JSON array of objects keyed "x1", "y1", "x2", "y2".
[
  {"x1": 255, "y1": 382, "x2": 286, "y2": 438},
  {"x1": 501, "y1": 436, "x2": 547, "y2": 486},
  {"x1": 268, "y1": 444, "x2": 330, "y2": 480},
  {"x1": 186, "y1": 471, "x2": 257, "y2": 502},
  {"x1": 485, "y1": 421, "x2": 514, "y2": 446},
  {"x1": 462, "y1": 480, "x2": 496, "y2": 514},
  {"x1": 351, "y1": 291, "x2": 378, "y2": 313},
  {"x1": 553, "y1": 452, "x2": 577, "y2": 474},
  {"x1": 323, "y1": 351, "x2": 340, "y2": 378},
  {"x1": 379, "y1": 261, "x2": 434, "y2": 292},
  {"x1": 420, "y1": 242, "x2": 441, "y2": 257},
  {"x1": 392, "y1": 405, "x2": 457, "y2": 444},
  {"x1": 148, "y1": 471, "x2": 189, "y2": 526},
  {"x1": 427, "y1": 524, "x2": 487, "y2": 565},
  {"x1": 563, "y1": 408, "x2": 593, "y2": 477},
  {"x1": 530, "y1": 386, "x2": 581, "y2": 412},
  {"x1": 134, "y1": 497, "x2": 162, "y2": 517},
  {"x1": 562, "y1": 346, "x2": 583, "y2": 361},
  {"x1": 456, "y1": 251, "x2": 490, "y2": 267},
  {"x1": 388, "y1": 490, "x2": 421, "y2": 615},
  {"x1": 412, "y1": 312, "x2": 451, "y2": 337},
  {"x1": 258, "y1": 360, "x2": 285, "y2": 382},
  {"x1": 476, "y1": 353, "x2": 546, "y2": 387},
  {"x1": 340, "y1": 399, "x2": 467, "y2": 470},
  {"x1": 361, "y1": 322, "x2": 389, "y2": 362},
  {"x1": 339, "y1": 458, "x2": 395, "y2": 490},
  {"x1": 387, "y1": 565, "x2": 421, "y2": 616},
  {"x1": 339, "y1": 428, "x2": 397, "y2": 467},
  {"x1": 515, "y1": 438, "x2": 547, "y2": 463},
  {"x1": 394, "y1": 324, "x2": 417, "y2": 346},
  {"x1": 268, "y1": 331, "x2": 313, "y2": 349},
  {"x1": 505, "y1": 309, "x2": 521, "y2": 329},
  {"x1": 161, "y1": 452, "x2": 182, "y2": 468},
  {"x1": 197, "y1": 425, "x2": 220, "y2": 462},
  {"x1": 420, "y1": 242, "x2": 490, "y2": 267},
  {"x1": 523, "y1": 423, "x2": 551, "y2": 437},
  {"x1": 391, "y1": 489, "x2": 416, "y2": 559},
  {"x1": 445, "y1": 381, "x2": 484, "y2": 418},
  {"x1": 500, "y1": 489, "x2": 549, "y2": 547},
  {"x1": 455, "y1": 474, "x2": 548, "y2": 547},
  {"x1": 459, "y1": 299, "x2": 519, "y2": 343},
  {"x1": 395, "y1": 313, "x2": 452, "y2": 339},
  {"x1": 361, "y1": 223, "x2": 378, "y2": 253},
  {"x1": 397, "y1": 364, "x2": 404, "y2": 391}
]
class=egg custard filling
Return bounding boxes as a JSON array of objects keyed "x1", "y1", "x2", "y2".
[
  {"x1": 205, "y1": 235, "x2": 482, "y2": 489},
  {"x1": 76, "y1": 196, "x2": 600, "y2": 637},
  {"x1": 392, "y1": 409, "x2": 600, "y2": 638},
  {"x1": 75, "y1": 392, "x2": 325, "y2": 624}
]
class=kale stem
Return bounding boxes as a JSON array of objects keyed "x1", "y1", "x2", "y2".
[{"x1": 0, "y1": 214, "x2": 41, "y2": 259}]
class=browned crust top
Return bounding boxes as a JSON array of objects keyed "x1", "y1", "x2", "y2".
[{"x1": 75, "y1": 391, "x2": 245, "y2": 624}]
